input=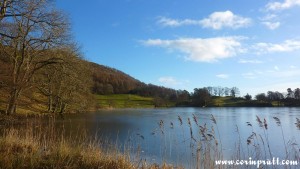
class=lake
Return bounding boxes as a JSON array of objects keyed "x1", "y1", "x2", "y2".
[{"x1": 55, "y1": 107, "x2": 300, "y2": 168}]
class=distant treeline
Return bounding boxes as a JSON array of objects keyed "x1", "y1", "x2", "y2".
[
  {"x1": 180, "y1": 87, "x2": 300, "y2": 107},
  {"x1": 254, "y1": 88, "x2": 300, "y2": 106},
  {"x1": 90, "y1": 66, "x2": 300, "y2": 107}
]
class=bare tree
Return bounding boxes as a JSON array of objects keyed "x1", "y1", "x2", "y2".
[
  {"x1": 224, "y1": 87, "x2": 230, "y2": 96},
  {"x1": 294, "y1": 88, "x2": 300, "y2": 100},
  {"x1": 213, "y1": 87, "x2": 218, "y2": 96},
  {"x1": 0, "y1": 0, "x2": 29, "y2": 23},
  {"x1": 206, "y1": 86, "x2": 213, "y2": 95},
  {"x1": 287, "y1": 88, "x2": 294, "y2": 99},
  {"x1": 217, "y1": 86, "x2": 224, "y2": 96},
  {"x1": 0, "y1": 0, "x2": 8, "y2": 21},
  {"x1": 230, "y1": 87, "x2": 240, "y2": 98},
  {"x1": 0, "y1": 0, "x2": 70, "y2": 115},
  {"x1": 36, "y1": 47, "x2": 94, "y2": 114}
]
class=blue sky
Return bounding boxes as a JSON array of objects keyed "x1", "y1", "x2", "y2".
[{"x1": 56, "y1": 0, "x2": 300, "y2": 96}]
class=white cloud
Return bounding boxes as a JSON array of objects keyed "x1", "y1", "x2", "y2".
[
  {"x1": 216, "y1": 74, "x2": 229, "y2": 79},
  {"x1": 274, "y1": 66, "x2": 280, "y2": 71},
  {"x1": 253, "y1": 40, "x2": 300, "y2": 54},
  {"x1": 260, "y1": 14, "x2": 278, "y2": 20},
  {"x1": 239, "y1": 59, "x2": 263, "y2": 64},
  {"x1": 157, "y1": 11, "x2": 251, "y2": 30},
  {"x1": 200, "y1": 11, "x2": 252, "y2": 30},
  {"x1": 142, "y1": 37, "x2": 244, "y2": 62},
  {"x1": 262, "y1": 21, "x2": 281, "y2": 30},
  {"x1": 260, "y1": 14, "x2": 280, "y2": 30},
  {"x1": 157, "y1": 17, "x2": 199, "y2": 27},
  {"x1": 266, "y1": 0, "x2": 300, "y2": 11}
]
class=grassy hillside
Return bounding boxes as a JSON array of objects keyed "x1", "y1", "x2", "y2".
[
  {"x1": 96, "y1": 94, "x2": 155, "y2": 109},
  {"x1": 209, "y1": 96, "x2": 246, "y2": 106},
  {"x1": 209, "y1": 96, "x2": 273, "y2": 107},
  {"x1": 96, "y1": 95, "x2": 271, "y2": 109},
  {"x1": 95, "y1": 95, "x2": 274, "y2": 109},
  {"x1": 0, "y1": 92, "x2": 47, "y2": 115}
]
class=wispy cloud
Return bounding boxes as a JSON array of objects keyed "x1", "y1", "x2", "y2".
[
  {"x1": 266, "y1": 0, "x2": 300, "y2": 11},
  {"x1": 142, "y1": 37, "x2": 245, "y2": 62},
  {"x1": 216, "y1": 74, "x2": 229, "y2": 79},
  {"x1": 260, "y1": 14, "x2": 280, "y2": 30},
  {"x1": 253, "y1": 40, "x2": 300, "y2": 54},
  {"x1": 239, "y1": 59, "x2": 263, "y2": 64},
  {"x1": 260, "y1": 14, "x2": 278, "y2": 20},
  {"x1": 262, "y1": 21, "x2": 281, "y2": 30},
  {"x1": 157, "y1": 17, "x2": 199, "y2": 27},
  {"x1": 157, "y1": 11, "x2": 251, "y2": 30}
]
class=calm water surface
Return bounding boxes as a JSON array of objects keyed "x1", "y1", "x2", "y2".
[{"x1": 56, "y1": 107, "x2": 300, "y2": 167}]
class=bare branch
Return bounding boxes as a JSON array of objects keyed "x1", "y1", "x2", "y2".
[{"x1": 0, "y1": 32, "x2": 16, "y2": 39}]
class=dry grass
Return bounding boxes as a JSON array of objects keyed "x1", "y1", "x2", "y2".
[{"x1": 0, "y1": 118, "x2": 178, "y2": 169}]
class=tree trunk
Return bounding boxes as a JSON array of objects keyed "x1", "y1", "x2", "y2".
[
  {"x1": 59, "y1": 102, "x2": 66, "y2": 114},
  {"x1": 0, "y1": 0, "x2": 8, "y2": 20},
  {"x1": 6, "y1": 88, "x2": 19, "y2": 115},
  {"x1": 52, "y1": 96, "x2": 59, "y2": 113},
  {"x1": 47, "y1": 95, "x2": 53, "y2": 112}
]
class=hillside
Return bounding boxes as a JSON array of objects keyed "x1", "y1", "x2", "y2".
[
  {"x1": 89, "y1": 62, "x2": 180, "y2": 102},
  {"x1": 89, "y1": 62, "x2": 144, "y2": 94},
  {"x1": 89, "y1": 62, "x2": 182, "y2": 107},
  {"x1": 96, "y1": 94, "x2": 155, "y2": 108}
]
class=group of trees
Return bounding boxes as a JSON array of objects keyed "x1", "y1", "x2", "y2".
[
  {"x1": 125, "y1": 85, "x2": 243, "y2": 107},
  {"x1": 205, "y1": 86, "x2": 240, "y2": 97},
  {"x1": 91, "y1": 62, "x2": 142, "y2": 95},
  {"x1": 0, "y1": 0, "x2": 94, "y2": 115},
  {"x1": 190, "y1": 87, "x2": 300, "y2": 107},
  {"x1": 190, "y1": 86, "x2": 240, "y2": 107},
  {"x1": 255, "y1": 88, "x2": 300, "y2": 106}
]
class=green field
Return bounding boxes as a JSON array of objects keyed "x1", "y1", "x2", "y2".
[
  {"x1": 96, "y1": 94, "x2": 155, "y2": 108},
  {"x1": 209, "y1": 96, "x2": 246, "y2": 106},
  {"x1": 209, "y1": 96, "x2": 273, "y2": 107},
  {"x1": 96, "y1": 95, "x2": 275, "y2": 109}
]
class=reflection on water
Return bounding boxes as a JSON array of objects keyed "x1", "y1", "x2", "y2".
[{"x1": 53, "y1": 107, "x2": 300, "y2": 168}]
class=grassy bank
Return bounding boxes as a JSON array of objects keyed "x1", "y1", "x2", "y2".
[
  {"x1": 96, "y1": 94, "x2": 155, "y2": 109},
  {"x1": 208, "y1": 96, "x2": 273, "y2": 107}
]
